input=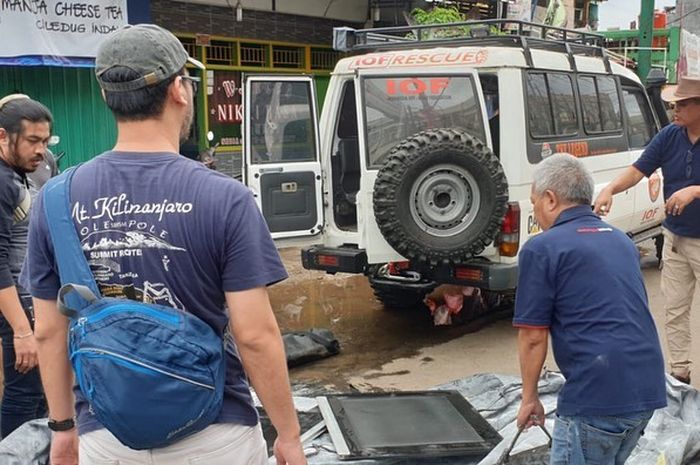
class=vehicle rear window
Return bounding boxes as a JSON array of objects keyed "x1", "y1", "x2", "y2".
[
  {"x1": 362, "y1": 76, "x2": 485, "y2": 169},
  {"x1": 526, "y1": 72, "x2": 577, "y2": 138}
]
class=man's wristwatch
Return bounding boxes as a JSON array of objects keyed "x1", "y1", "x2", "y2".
[{"x1": 48, "y1": 418, "x2": 75, "y2": 432}]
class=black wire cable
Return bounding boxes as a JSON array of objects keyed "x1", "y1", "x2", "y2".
[{"x1": 667, "y1": 6, "x2": 700, "y2": 25}]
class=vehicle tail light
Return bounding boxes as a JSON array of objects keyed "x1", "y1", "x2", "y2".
[
  {"x1": 454, "y1": 267, "x2": 484, "y2": 282},
  {"x1": 499, "y1": 202, "x2": 521, "y2": 257},
  {"x1": 317, "y1": 255, "x2": 340, "y2": 267}
]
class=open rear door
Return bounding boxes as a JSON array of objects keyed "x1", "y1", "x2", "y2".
[{"x1": 243, "y1": 75, "x2": 323, "y2": 240}]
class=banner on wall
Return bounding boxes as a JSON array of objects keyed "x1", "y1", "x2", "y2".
[
  {"x1": 0, "y1": 1, "x2": 128, "y2": 65},
  {"x1": 679, "y1": 29, "x2": 700, "y2": 78},
  {"x1": 506, "y1": 0, "x2": 533, "y2": 28},
  {"x1": 206, "y1": 70, "x2": 243, "y2": 146}
]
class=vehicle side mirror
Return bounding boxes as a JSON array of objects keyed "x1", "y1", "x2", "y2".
[
  {"x1": 48, "y1": 135, "x2": 60, "y2": 146},
  {"x1": 646, "y1": 69, "x2": 667, "y2": 89},
  {"x1": 646, "y1": 69, "x2": 670, "y2": 128},
  {"x1": 207, "y1": 131, "x2": 214, "y2": 142}
]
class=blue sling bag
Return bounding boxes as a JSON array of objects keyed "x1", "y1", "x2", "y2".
[{"x1": 42, "y1": 167, "x2": 225, "y2": 450}]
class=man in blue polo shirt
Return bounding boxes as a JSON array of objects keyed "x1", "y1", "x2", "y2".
[
  {"x1": 596, "y1": 75, "x2": 700, "y2": 385},
  {"x1": 516, "y1": 154, "x2": 666, "y2": 464}
]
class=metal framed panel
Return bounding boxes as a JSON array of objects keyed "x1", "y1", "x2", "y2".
[{"x1": 316, "y1": 391, "x2": 501, "y2": 461}]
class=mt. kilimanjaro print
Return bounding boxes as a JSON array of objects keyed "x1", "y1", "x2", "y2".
[{"x1": 82, "y1": 230, "x2": 186, "y2": 252}]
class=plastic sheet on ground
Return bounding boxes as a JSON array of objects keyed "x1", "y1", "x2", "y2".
[
  {"x1": 0, "y1": 373, "x2": 696, "y2": 464},
  {"x1": 274, "y1": 373, "x2": 700, "y2": 465},
  {"x1": 0, "y1": 418, "x2": 49, "y2": 465},
  {"x1": 283, "y1": 328, "x2": 341, "y2": 367}
]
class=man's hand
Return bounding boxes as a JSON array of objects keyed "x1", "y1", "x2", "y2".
[
  {"x1": 273, "y1": 436, "x2": 307, "y2": 465},
  {"x1": 13, "y1": 334, "x2": 38, "y2": 374},
  {"x1": 516, "y1": 399, "x2": 545, "y2": 431},
  {"x1": 665, "y1": 186, "x2": 699, "y2": 216},
  {"x1": 50, "y1": 430, "x2": 79, "y2": 465},
  {"x1": 593, "y1": 187, "x2": 613, "y2": 216}
]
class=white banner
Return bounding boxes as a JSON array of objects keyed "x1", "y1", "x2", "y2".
[
  {"x1": 0, "y1": 1, "x2": 128, "y2": 59},
  {"x1": 505, "y1": 0, "x2": 532, "y2": 33},
  {"x1": 680, "y1": 29, "x2": 700, "y2": 78},
  {"x1": 507, "y1": 0, "x2": 533, "y2": 24}
]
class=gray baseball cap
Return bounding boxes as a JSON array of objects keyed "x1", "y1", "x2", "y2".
[{"x1": 95, "y1": 24, "x2": 205, "y2": 92}]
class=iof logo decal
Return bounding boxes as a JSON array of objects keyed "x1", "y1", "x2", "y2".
[{"x1": 541, "y1": 143, "x2": 553, "y2": 158}]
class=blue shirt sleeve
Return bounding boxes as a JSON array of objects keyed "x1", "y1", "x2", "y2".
[
  {"x1": 633, "y1": 126, "x2": 668, "y2": 177},
  {"x1": 19, "y1": 192, "x2": 61, "y2": 300},
  {"x1": 221, "y1": 189, "x2": 288, "y2": 292},
  {"x1": 513, "y1": 243, "x2": 554, "y2": 327}
]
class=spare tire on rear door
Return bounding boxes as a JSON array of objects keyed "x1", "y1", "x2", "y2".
[{"x1": 373, "y1": 128, "x2": 508, "y2": 266}]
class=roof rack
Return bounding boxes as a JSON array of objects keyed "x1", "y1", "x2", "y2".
[
  {"x1": 333, "y1": 20, "x2": 612, "y2": 73},
  {"x1": 334, "y1": 20, "x2": 604, "y2": 52}
]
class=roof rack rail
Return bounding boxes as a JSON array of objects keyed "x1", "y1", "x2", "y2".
[
  {"x1": 333, "y1": 20, "x2": 604, "y2": 53},
  {"x1": 333, "y1": 20, "x2": 612, "y2": 73}
]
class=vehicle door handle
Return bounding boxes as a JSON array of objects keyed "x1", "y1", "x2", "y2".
[{"x1": 260, "y1": 167, "x2": 284, "y2": 174}]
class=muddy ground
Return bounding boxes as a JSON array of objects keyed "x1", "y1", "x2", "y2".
[{"x1": 273, "y1": 245, "x2": 700, "y2": 393}]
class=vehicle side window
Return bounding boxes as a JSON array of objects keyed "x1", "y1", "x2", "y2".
[
  {"x1": 578, "y1": 76, "x2": 600, "y2": 132},
  {"x1": 526, "y1": 72, "x2": 577, "y2": 138},
  {"x1": 578, "y1": 75, "x2": 623, "y2": 134},
  {"x1": 337, "y1": 81, "x2": 358, "y2": 139},
  {"x1": 480, "y1": 73, "x2": 499, "y2": 157},
  {"x1": 623, "y1": 86, "x2": 656, "y2": 149}
]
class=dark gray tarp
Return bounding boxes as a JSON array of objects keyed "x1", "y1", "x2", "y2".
[{"x1": 283, "y1": 328, "x2": 340, "y2": 367}]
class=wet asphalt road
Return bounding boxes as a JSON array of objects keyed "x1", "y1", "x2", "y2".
[{"x1": 272, "y1": 244, "x2": 700, "y2": 393}]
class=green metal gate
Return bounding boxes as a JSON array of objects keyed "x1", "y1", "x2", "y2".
[{"x1": 0, "y1": 66, "x2": 116, "y2": 169}]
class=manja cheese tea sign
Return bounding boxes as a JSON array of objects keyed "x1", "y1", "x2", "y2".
[{"x1": 0, "y1": 1, "x2": 128, "y2": 59}]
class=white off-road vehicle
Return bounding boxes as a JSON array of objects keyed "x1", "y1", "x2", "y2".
[{"x1": 241, "y1": 20, "x2": 667, "y2": 317}]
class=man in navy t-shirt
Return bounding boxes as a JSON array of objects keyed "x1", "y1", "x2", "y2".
[
  {"x1": 21, "y1": 25, "x2": 306, "y2": 465},
  {"x1": 516, "y1": 154, "x2": 666, "y2": 465},
  {"x1": 596, "y1": 75, "x2": 700, "y2": 385}
]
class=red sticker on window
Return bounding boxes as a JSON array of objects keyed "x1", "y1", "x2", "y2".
[{"x1": 386, "y1": 78, "x2": 450, "y2": 96}]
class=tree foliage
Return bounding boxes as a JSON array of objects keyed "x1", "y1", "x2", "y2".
[
  {"x1": 408, "y1": 6, "x2": 501, "y2": 39},
  {"x1": 411, "y1": 6, "x2": 465, "y2": 25}
]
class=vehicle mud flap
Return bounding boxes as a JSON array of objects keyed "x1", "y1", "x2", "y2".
[{"x1": 373, "y1": 128, "x2": 508, "y2": 267}]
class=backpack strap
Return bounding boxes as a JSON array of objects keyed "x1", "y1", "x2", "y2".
[{"x1": 42, "y1": 166, "x2": 102, "y2": 317}]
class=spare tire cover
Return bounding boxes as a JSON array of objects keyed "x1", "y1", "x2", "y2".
[{"x1": 373, "y1": 128, "x2": 508, "y2": 266}]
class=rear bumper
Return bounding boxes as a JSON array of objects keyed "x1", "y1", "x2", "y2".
[{"x1": 301, "y1": 246, "x2": 518, "y2": 290}]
